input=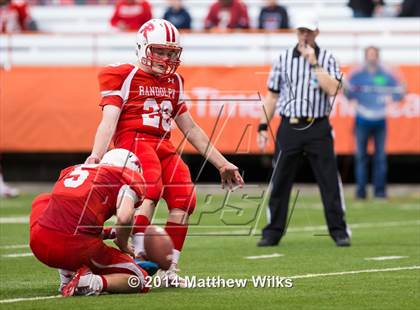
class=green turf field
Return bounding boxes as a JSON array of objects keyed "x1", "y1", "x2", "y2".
[{"x1": 0, "y1": 189, "x2": 419, "y2": 309}]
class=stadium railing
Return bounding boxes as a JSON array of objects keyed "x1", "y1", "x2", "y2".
[{"x1": 1, "y1": 29, "x2": 419, "y2": 67}]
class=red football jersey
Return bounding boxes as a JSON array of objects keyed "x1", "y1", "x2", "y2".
[
  {"x1": 98, "y1": 64, "x2": 187, "y2": 141},
  {"x1": 38, "y1": 164, "x2": 145, "y2": 236},
  {"x1": 110, "y1": 0, "x2": 152, "y2": 31},
  {"x1": 0, "y1": 0, "x2": 29, "y2": 33}
]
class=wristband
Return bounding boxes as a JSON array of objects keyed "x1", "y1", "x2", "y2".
[{"x1": 258, "y1": 123, "x2": 268, "y2": 132}]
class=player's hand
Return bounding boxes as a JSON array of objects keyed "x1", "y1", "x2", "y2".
[
  {"x1": 219, "y1": 162, "x2": 244, "y2": 190},
  {"x1": 257, "y1": 130, "x2": 269, "y2": 152},
  {"x1": 113, "y1": 239, "x2": 134, "y2": 257},
  {"x1": 101, "y1": 227, "x2": 116, "y2": 240},
  {"x1": 85, "y1": 154, "x2": 100, "y2": 164}
]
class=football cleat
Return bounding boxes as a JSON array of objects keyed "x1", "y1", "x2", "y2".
[
  {"x1": 156, "y1": 265, "x2": 187, "y2": 288},
  {"x1": 58, "y1": 269, "x2": 74, "y2": 293},
  {"x1": 61, "y1": 266, "x2": 103, "y2": 297},
  {"x1": 0, "y1": 183, "x2": 19, "y2": 198}
]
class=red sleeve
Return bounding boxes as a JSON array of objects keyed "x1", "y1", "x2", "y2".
[
  {"x1": 140, "y1": 2, "x2": 152, "y2": 26},
  {"x1": 174, "y1": 73, "x2": 188, "y2": 116},
  {"x1": 174, "y1": 102, "x2": 187, "y2": 117},
  {"x1": 239, "y1": 3, "x2": 250, "y2": 28},
  {"x1": 205, "y1": 4, "x2": 219, "y2": 29},
  {"x1": 121, "y1": 170, "x2": 146, "y2": 205},
  {"x1": 110, "y1": 3, "x2": 121, "y2": 27},
  {"x1": 97, "y1": 64, "x2": 133, "y2": 108},
  {"x1": 11, "y1": 2, "x2": 28, "y2": 30}
]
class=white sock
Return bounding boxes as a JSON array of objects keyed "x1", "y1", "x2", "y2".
[
  {"x1": 132, "y1": 233, "x2": 145, "y2": 257},
  {"x1": 171, "y1": 249, "x2": 181, "y2": 268}
]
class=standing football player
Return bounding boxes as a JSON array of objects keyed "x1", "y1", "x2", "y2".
[
  {"x1": 85, "y1": 19, "x2": 244, "y2": 287},
  {"x1": 30, "y1": 149, "x2": 149, "y2": 296}
]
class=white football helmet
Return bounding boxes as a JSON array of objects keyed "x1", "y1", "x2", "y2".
[
  {"x1": 100, "y1": 149, "x2": 141, "y2": 173},
  {"x1": 136, "y1": 18, "x2": 182, "y2": 76}
]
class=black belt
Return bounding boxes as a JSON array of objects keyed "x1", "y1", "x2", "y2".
[{"x1": 282, "y1": 116, "x2": 326, "y2": 125}]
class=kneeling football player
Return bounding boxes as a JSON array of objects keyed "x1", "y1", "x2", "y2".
[{"x1": 30, "y1": 149, "x2": 149, "y2": 296}]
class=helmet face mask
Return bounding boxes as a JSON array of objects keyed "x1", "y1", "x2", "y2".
[
  {"x1": 136, "y1": 19, "x2": 182, "y2": 77},
  {"x1": 141, "y1": 44, "x2": 182, "y2": 76}
]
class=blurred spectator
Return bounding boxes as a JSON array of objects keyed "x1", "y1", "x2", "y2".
[
  {"x1": 398, "y1": 0, "x2": 420, "y2": 17},
  {"x1": 258, "y1": 0, "x2": 289, "y2": 30},
  {"x1": 0, "y1": 165, "x2": 19, "y2": 198},
  {"x1": 348, "y1": 0, "x2": 385, "y2": 17},
  {"x1": 0, "y1": 0, "x2": 37, "y2": 32},
  {"x1": 205, "y1": 0, "x2": 249, "y2": 30},
  {"x1": 163, "y1": 0, "x2": 191, "y2": 29},
  {"x1": 110, "y1": 0, "x2": 152, "y2": 31},
  {"x1": 345, "y1": 46, "x2": 405, "y2": 199}
]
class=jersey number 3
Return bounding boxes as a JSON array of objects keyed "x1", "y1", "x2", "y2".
[{"x1": 142, "y1": 98, "x2": 173, "y2": 131}]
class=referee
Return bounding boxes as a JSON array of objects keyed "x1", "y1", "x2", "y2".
[{"x1": 257, "y1": 16, "x2": 351, "y2": 247}]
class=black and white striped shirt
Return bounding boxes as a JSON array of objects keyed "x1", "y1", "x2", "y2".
[{"x1": 267, "y1": 44, "x2": 342, "y2": 118}]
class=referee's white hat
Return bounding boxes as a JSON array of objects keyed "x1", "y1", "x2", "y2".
[{"x1": 294, "y1": 14, "x2": 319, "y2": 31}]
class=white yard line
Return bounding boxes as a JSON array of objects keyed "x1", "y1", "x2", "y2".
[
  {"x1": 287, "y1": 265, "x2": 420, "y2": 279},
  {"x1": 1, "y1": 266, "x2": 419, "y2": 304},
  {"x1": 364, "y1": 256, "x2": 408, "y2": 261},
  {"x1": 287, "y1": 220, "x2": 420, "y2": 233},
  {"x1": 0, "y1": 244, "x2": 28, "y2": 249},
  {"x1": 245, "y1": 253, "x2": 284, "y2": 260},
  {"x1": 2, "y1": 252, "x2": 33, "y2": 258},
  {"x1": 0, "y1": 216, "x2": 29, "y2": 224},
  {"x1": 0, "y1": 295, "x2": 61, "y2": 304},
  {"x1": 208, "y1": 220, "x2": 420, "y2": 235}
]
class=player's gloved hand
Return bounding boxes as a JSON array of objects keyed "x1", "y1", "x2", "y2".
[
  {"x1": 113, "y1": 239, "x2": 135, "y2": 257},
  {"x1": 219, "y1": 162, "x2": 244, "y2": 190},
  {"x1": 85, "y1": 154, "x2": 100, "y2": 164},
  {"x1": 257, "y1": 130, "x2": 269, "y2": 152}
]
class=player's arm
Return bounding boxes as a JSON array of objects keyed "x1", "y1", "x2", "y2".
[
  {"x1": 86, "y1": 105, "x2": 121, "y2": 164},
  {"x1": 175, "y1": 111, "x2": 244, "y2": 189},
  {"x1": 257, "y1": 90, "x2": 279, "y2": 152},
  {"x1": 114, "y1": 185, "x2": 139, "y2": 256}
]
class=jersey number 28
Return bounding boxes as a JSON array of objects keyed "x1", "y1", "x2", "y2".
[{"x1": 142, "y1": 98, "x2": 173, "y2": 131}]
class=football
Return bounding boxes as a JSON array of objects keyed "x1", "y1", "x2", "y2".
[{"x1": 144, "y1": 225, "x2": 173, "y2": 270}]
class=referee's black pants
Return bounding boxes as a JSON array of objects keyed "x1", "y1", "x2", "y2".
[{"x1": 262, "y1": 117, "x2": 350, "y2": 243}]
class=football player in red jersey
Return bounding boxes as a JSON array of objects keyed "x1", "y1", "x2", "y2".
[
  {"x1": 86, "y1": 19, "x2": 244, "y2": 287},
  {"x1": 30, "y1": 149, "x2": 150, "y2": 296}
]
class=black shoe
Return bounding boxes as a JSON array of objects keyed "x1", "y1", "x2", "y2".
[
  {"x1": 257, "y1": 238, "x2": 279, "y2": 247},
  {"x1": 335, "y1": 237, "x2": 351, "y2": 247}
]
